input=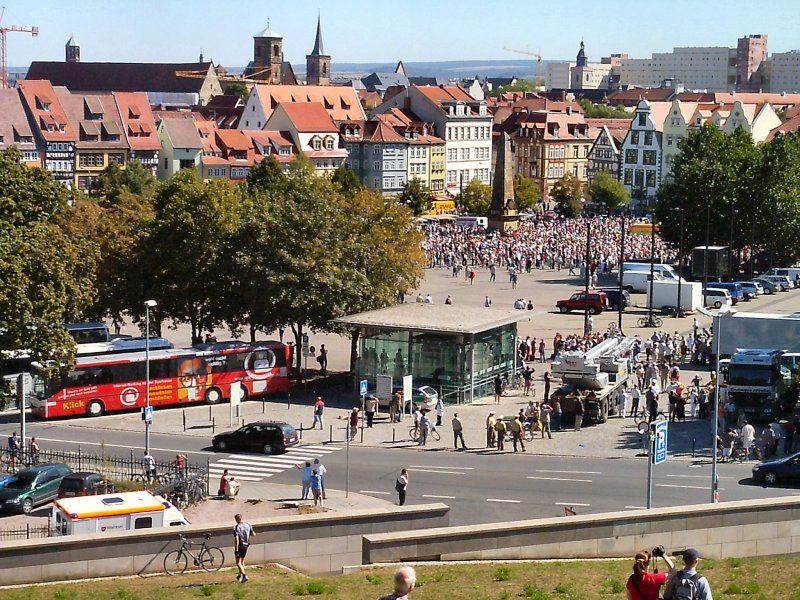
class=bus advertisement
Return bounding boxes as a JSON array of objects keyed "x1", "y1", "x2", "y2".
[{"x1": 30, "y1": 341, "x2": 291, "y2": 419}]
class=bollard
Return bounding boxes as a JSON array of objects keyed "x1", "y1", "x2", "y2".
[
  {"x1": 262, "y1": 399, "x2": 265, "y2": 414},
  {"x1": 392, "y1": 427, "x2": 396, "y2": 444},
  {"x1": 329, "y1": 424, "x2": 333, "y2": 443},
  {"x1": 692, "y1": 437, "x2": 696, "y2": 458},
  {"x1": 287, "y1": 393, "x2": 291, "y2": 410},
  {"x1": 183, "y1": 410, "x2": 186, "y2": 432},
  {"x1": 212, "y1": 417, "x2": 215, "y2": 433},
  {"x1": 360, "y1": 423, "x2": 364, "y2": 443},
  {"x1": 209, "y1": 404, "x2": 212, "y2": 422},
  {"x1": 300, "y1": 423, "x2": 303, "y2": 440}
]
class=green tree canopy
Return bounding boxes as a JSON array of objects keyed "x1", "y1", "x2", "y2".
[
  {"x1": 398, "y1": 178, "x2": 433, "y2": 216},
  {"x1": 93, "y1": 161, "x2": 157, "y2": 203},
  {"x1": 551, "y1": 173, "x2": 584, "y2": 218},
  {"x1": 457, "y1": 179, "x2": 492, "y2": 216},
  {"x1": 487, "y1": 79, "x2": 540, "y2": 97},
  {"x1": 513, "y1": 174, "x2": 541, "y2": 211},
  {"x1": 587, "y1": 170, "x2": 630, "y2": 209},
  {"x1": 578, "y1": 100, "x2": 633, "y2": 119},
  {"x1": 223, "y1": 82, "x2": 249, "y2": 100},
  {"x1": 331, "y1": 165, "x2": 363, "y2": 199}
]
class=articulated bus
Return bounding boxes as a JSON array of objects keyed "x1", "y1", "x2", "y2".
[{"x1": 30, "y1": 341, "x2": 292, "y2": 419}]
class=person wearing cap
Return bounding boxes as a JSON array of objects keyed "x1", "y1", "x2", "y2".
[
  {"x1": 663, "y1": 548, "x2": 713, "y2": 600},
  {"x1": 486, "y1": 411, "x2": 497, "y2": 448}
]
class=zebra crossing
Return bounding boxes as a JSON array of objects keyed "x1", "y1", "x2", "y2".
[{"x1": 208, "y1": 445, "x2": 343, "y2": 482}]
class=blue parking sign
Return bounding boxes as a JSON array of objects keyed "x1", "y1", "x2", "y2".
[
  {"x1": 653, "y1": 420, "x2": 668, "y2": 465},
  {"x1": 142, "y1": 406, "x2": 154, "y2": 422},
  {"x1": 360, "y1": 379, "x2": 368, "y2": 397}
]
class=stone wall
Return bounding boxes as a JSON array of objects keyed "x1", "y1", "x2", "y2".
[
  {"x1": 0, "y1": 503, "x2": 449, "y2": 585},
  {"x1": 363, "y1": 497, "x2": 800, "y2": 564}
]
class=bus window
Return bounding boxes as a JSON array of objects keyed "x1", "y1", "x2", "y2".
[{"x1": 134, "y1": 516, "x2": 153, "y2": 529}]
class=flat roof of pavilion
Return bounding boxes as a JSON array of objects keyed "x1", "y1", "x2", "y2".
[{"x1": 334, "y1": 304, "x2": 530, "y2": 335}]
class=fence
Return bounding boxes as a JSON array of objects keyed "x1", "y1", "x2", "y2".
[{"x1": 0, "y1": 521, "x2": 50, "y2": 541}]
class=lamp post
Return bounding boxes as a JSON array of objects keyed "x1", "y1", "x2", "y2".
[
  {"x1": 584, "y1": 219, "x2": 591, "y2": 336},
  {"x1": 729, "y1": 204, "x2": 737, "y2": 281},
  {"x1": 144, "y1": 299, "x2": 157, "y2": 453},
  {"x1": 618, "y1": 211, "x2": 626, "y2": 332},
  {"x1": 703, "y1": 204, "x2": 711, "y2": 308},
  {"x1": 676, "y1": 208, "x2": 684, "y2": 318},
  {"x1": 647, "y1": 216, "x2": 656, "y2": 326}
]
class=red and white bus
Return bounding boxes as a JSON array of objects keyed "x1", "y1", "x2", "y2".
[{"x1": 30, "y1": 341, "x2": 292, "y2": 419}]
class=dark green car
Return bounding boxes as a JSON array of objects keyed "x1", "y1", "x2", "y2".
[{"x1": 0, "y1": 464, "x2": 72, "y2": 514}]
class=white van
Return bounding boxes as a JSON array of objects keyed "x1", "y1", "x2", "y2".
[
  {"x1": 622, "y1": 262, "x2": 680, "y2": 281},
  {"x1": 764, "y1": 268, "x2": 800, "y2": 282},
  {"x1": 455, "y1": 216, "x2": 488, "y2": 229},
  {"x1": 704, "y1": 287, "x2": 733, "y2": 308},
  {"x1": 619, "y1": 270, "x2": 666, "y2": 293},
  {"x1": 51, "y1": 491, "x2": 188, "y2": 536}
]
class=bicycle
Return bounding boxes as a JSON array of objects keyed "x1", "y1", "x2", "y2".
[
  {"x1": 637, "y1": 315, "x2": 663, "y2": 328},
  {"x1": 504, "y1": 421, "x2": 535, "y2": 443},
  {"x1": 731, "y1": 440, "x2": 763, "y2": 462},
  {"x1": 164, "y1": 533, "x2": 225, "y2": 575},
  {"x1": 408, "y1": 426, "x2": 441, "y2": 442}
]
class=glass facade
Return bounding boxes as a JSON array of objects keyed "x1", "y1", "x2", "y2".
[{"x1": 357, "y1": 323, "x2": 518, "y2": 403}]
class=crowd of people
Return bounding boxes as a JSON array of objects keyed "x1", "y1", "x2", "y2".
[{"x1": 421, "y1": 216, "x2": 677, "y2": 275}]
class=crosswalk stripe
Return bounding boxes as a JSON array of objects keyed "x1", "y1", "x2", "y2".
[
  {"x1": 214, "y1": 461, "x2": 284, "y2": 473},
  {"x1": 223, "y1": 454, "x2": 301, "y2": 466},
  {"x1": 276, "y1": 453, "x2": 318, "y2": 460},
  {"x1": 208, "y1": 471, "x2": 267, "y2": 482},
  {"x1": 299, "y1": 445, "x2": 342, "y2": 452},
  {"x1": 288, "y1": 448, "x2": 334, "y2": 454}
]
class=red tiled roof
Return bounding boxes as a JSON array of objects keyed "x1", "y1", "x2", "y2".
[
  {"x1": 413, "y1": 85, "x2": 473, "y2": 104},
  {"x1": 278, "y1": 102, "x2": 338, "y2": 133},
  {"x1": 161, "y1": 117, "x2": 203, "y2": 150},
  {"x1": 0, "y1": 89, "x2": 37, "y2": 154},
  {"x1": 363, "y1": 120, "x2": 406, "y2": 143},
  {"x1": 252, "y1": 84, "x2": 365, "y2": 122},
  {"x1": 215, "y1": 129, "x2": 252, "y2": 152},
  {"x1": 55, "y1": 88, "x2": 128, "y2": 149},
  {"x1": 17, "y1": 80, "x2": 76, "y2": 142},
  {"x1": 766, "y1": 113, "x2": 800, "y2": 142},
  {"x1": 113, "y1": 92, "x2": 160, "y2": 151},
  {"x1": 606, "y1": 88, "x2": 676, "y2": 107}
]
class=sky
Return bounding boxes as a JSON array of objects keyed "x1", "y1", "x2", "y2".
[{"x1": 3, "y1": 0, "x2": 800, "y2": 68}]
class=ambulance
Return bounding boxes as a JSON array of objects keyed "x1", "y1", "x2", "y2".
[{"x1": 51, "y1": 491, "x2": 189, "y2": 536}]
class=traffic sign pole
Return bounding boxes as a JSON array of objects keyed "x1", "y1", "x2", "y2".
[{"x1": 647, "y1": 421, "x2": 669, "y2": 509}]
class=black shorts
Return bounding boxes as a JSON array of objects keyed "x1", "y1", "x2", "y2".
[{"x1": 235, "y1": 544, "x2": 249, "y2": 559}]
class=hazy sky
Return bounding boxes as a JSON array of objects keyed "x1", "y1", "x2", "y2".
[{"x1": 4, "y1": 0, "x2": 799, "y2": 68}]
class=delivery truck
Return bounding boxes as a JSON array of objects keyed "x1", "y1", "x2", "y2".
[
  {"x1": 712, "y1": 312, "x2": 800, "y2": 359},
  {"x1": 646, "y1": 280, "x2": 702, "y2": 314},
  {"x1": 51, "y1": 490, "x2": 189, "y2": 536}
]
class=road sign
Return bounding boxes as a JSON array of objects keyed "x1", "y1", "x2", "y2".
[
  {"x1": 142, "y1": 406, "x2": 153, "y2": 422},
  {"x1": 359, "y1": 379, "x2": 368, "y2": 396},
  {"x1": 653, "y1": 420, "x2": 668, "y2": 465}
]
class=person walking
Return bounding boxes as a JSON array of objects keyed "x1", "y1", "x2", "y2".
[
  {"x1": 313, "y1": 458, "x2": 327, "y2": 499},
  {"x1": 452, "y1": 413, "x2": 467, "y2": 450},
  {"x1": 395, "y1": 469, "x2": 409, "y2": 505},
  {"x1": 663, "y1": 548, "x2": 713, "y2": 600},
  {"x1": 552, "y1": 398, "x2": 562, "y2": 431},
  {"x1": 378, "y1": 566, "x2": 416, "y2": 600},
  {"x1": 484, "y1": 295, "x2": 492, "y2": 308},
  {"x1": 434, "y1": 395, "x2": 444, "y2": 427},
  {"x1": 7, "y1": 432, "x2": 20, "y2": 472},
  {"x1": 494, "y1": 417, "x2": 506, "y2": 451},
  {"x1": 349, "y1": 407, "x2": 360, "y2": 440},
  {"x1": 365, "y1": 395, "x2": 378, "y2": 428},
  {"x1": 233, "y1": 513, "x2": 255, "y2": 583},
  {"x1": 630, "y1": 385, "x2": 641, "y2": 419},
  {"x1": 543, "y1": 371, "x2": 551, "y2": 401},
  {"x1": 619, "y1": 387, "x2": 629, "y2": 419},
  {"x1": 28, "y1": 437, "x2": 40, "y2": 464},
  {"x1": 418, "y1": 410, "x2": 431, "y2": 446},
  {"x1": 511, "y1": 414, "x2": 526, "y2": 452},
  {"x1": 141, "y1": 450, "x2": 156, "y2": 484},
  {"x1": 486, "y1": 411, "x2": 497, "y2": 448},
  {"x1": 312, "y1": 396, "x2": 325, "y2": 429},
  {"x1": 540, "y1": 402, "x2": 553, "y2": 439},
  {"x1": 493, "y1": 374, "x2": 502, "y2": 404},
  {"x1": 574, "y1": 397, "x2": 585, "y2": 432},
  {"x1": 317, "y1": 344, "x2": 328, "y2": 373}
]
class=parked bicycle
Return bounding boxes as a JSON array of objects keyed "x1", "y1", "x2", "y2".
[
  {"x1": 164, "y1": 533, "x2": 225, "y2": 575},
  {"x1": 731, "y1": 439, "x2": 763, "y2": 462},
  {"x1": 637, "y1": 315, "x2": 663, "y2": 328},
  {"x1": 408, "y1": 425, "x2": 441, "y2": 442}
]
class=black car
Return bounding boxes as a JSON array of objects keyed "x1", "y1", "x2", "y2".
[
  {"x1": 599, "y1": 288, "x2": 631, "y2": 311},
  {"x1": 57, "y1": 472, "x2": 111, "y2": 498},
  {"x1": 212, "y1": 421, "x2": 298, "y2": 455},
  {"x1": 752, "y1": 451, "x2": 800, "y2": 485},
  {"x1": 0, "y1": 463, "x2": 72, "y2": 513}
]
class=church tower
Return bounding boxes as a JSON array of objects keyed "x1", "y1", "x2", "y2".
[
  {"x1": 305, "y1": 15, "x2": 331, "y2": 86},
  {"x1": 65, "y1": 34, "x2": 80, "y2": 63},
  {"x1": 252, "y1": 22, "x2": 283, "y2": 83},
  {"x1": 576, "y1": 40, "x2": 587, "y2": 67}
]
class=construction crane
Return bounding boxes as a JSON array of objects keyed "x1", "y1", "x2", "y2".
[
  {"x1": 175, "y1": 66, "x2": 274, "y2": 84},
  {"x1": 503, "y1": 46, "x2": 544, "y2": 87},
  {"x1": 0, "y1": 7, "x2": 38, "y2": 88}
]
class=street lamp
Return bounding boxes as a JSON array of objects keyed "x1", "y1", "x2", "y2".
[
  {"x1": 675, "y1": 208, "x2": 685, "y2": 318},
  {"x1": 584, "y1": 219, "x2": 591, "y2": 336},
  {"x1": 144, "y1": 299, "x2": 157, "y2": 453},
  {"x1": 617, "y1": 211, "x2": 626, "y2": 332},
  {"x1": 698, "y1": 303, "x2": 735, "y2": 504}
]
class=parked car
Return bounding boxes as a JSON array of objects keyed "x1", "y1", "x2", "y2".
[
  {"x1": 754, "y1": 278, "x2": 778, "y2": 295},
  {"x1": 57, "y1": 472, "x2": 111, "y2": 498},
  {"x1": 759, "y1": 274, "x2": 793, "y2": 291},
  {"x1": 0, "y1": 474, "x2": 11, "y2": 488},
  {"x1": 704, "y1": 288, "x2": 732, "y2": 309},
  {"x1": 556, "y1": 291, "x2": 607, "y2": 314},
  {"x1": 598, "y1": 288, "x2": 631, "y2": 311},
  {"x1": 752, "y1": 451, "x2": 800, "y2": 485},
  {"x1": 212, "y1": 421, "x2": 298, "y2": 455},
  {"x1": 738, "y1": 281, "x2": 763, "y2": 300},
  {"x1": 0, "y1": 463, "x2": 72, "y2": 514}
]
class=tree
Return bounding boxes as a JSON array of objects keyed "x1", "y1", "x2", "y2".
[
  {"x1": 246, "y1": 155, "x2": 287, "y2": 196},
  {"x1": 224, "y1": 82, "x2": 249, "y2": 100},
  {"x1": 578, "y1": 100, "x2": 632, "y2": 119},
  {"x1": 0, "y1": 148, "x2": 96, "y2": 407},
  {"x1": 513, "y1": 174, "x2": 541, "y2": 211},
  {"x1": 457, "y1": 179, "x2": 492, "y2": 216},
  {"x1": 587, "y1": 170, "x2": 630, "y2": 210},
  {"x1": 93, "y1": 161, "x2": 157, "y2": 203},
  {"x1": 397, "y1": 178, "x2": 432, "y2": 216},
  {"x1": 134, "y1": 171, "x2": 244, "y2": 343},
  {"x1": 331, "y1": 165, "x2": 363, "y2": 199},
  {"x1": 551, "y1": 173, "x2": 584, "y2": 218},
  {"x1": 487, "y1": 79, "x2": 540, "y2": 97}
]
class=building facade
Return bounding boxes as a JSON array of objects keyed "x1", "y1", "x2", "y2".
[
  {"x1": 0, "y1": 88, "x2": 40, "y2": 167},
  {"x1": 619, "y1": 100, "x2": 670, "y2": 206}
]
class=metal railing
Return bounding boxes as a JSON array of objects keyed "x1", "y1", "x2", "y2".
[{"x1": 0, "y1": 521, "x2": 50, "y2": 541}]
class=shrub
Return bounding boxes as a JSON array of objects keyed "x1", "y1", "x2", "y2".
[
  {"x1": 199, "y1": 584, "x2": 216, "y2": 597},
  {"x1": 494, "y1": 566, "x2": 512, "y2": 581},
  {"x1": 523, "y1": 584, "x2": 553, "y2": 600}
]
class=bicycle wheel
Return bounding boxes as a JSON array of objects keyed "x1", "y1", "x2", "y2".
[
  {"x1": 200, "y1": 546, "x2": 225, "y2": 572},
  {"x1": 430, "y1": 429, "x2": 441, "y2": 442},
  {"x1": 408, "y1": 427, "x2": 419, "y2": 442},
  {"x1": 164, "y1": 550, "x2": 188, "y2": 575},
  {"x1": 637, "y1": 317, "x2": 648, "y2": 328},
  {"x1": 653, "y1": 317, "x2": 663, "y2": 328}
]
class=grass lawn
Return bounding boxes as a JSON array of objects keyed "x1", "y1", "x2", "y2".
[{"x1": 1, "y1": 557, "x2": 799, "y2": 599}]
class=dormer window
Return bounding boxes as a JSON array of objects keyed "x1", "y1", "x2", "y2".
[
  {"x1": 325, "y1": 137, "x2": 334, "y2": 151},
  {"x1": 313, "y1": 138, "x2": 322, "y2": 151}
]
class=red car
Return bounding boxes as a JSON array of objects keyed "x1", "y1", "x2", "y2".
[{"x1": 556, "y1": 291, "x2": 607, "y2": 314}]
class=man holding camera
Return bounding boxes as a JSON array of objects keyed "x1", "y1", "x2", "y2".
[{"x1": 663, "y1": 548, "x2": 713, "y2": 600}]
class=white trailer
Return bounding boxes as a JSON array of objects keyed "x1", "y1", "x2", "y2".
[
  {"x1": 620, "y1": 270, "x2": 666, "y2": 293},
  {"x1": 51, "y1": 491, "x2": 188, "y2": 536},
  {"x1": 713, "y1": 312, "x2": 800, "y2": 358},
  {"x1": 646, "y1": 280, "x2": 702, "y2": 313}
]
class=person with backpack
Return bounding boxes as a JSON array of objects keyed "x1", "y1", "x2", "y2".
[
  {"x1": 626, "y1": 547, "x2": 675, "y2": 600},
  {"x1": 663, "y1": 548, "x2": 713, "y2": 600}
]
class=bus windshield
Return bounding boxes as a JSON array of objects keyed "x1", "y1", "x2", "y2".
[{"x1": 728, "y1": 364, "x2": 776, "y2": 387}]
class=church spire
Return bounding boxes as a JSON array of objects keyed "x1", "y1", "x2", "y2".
[{"x1": 310, "y1": 12, "x2": 324, "y2": 55}]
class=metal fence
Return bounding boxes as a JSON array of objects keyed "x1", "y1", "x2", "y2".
[{"x1": 0, "y1": 520, "x2": 51, "y2": 541}]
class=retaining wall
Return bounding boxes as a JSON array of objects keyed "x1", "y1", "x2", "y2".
[
  {"x1": 0, "y1": 503, "x2": 449, "y2": 584},
  {"x1": 363, "y1": 497, "x2": 800, "y2": 564}
]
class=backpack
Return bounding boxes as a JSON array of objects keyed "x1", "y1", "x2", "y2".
[{"x1": 674, "y1": 570, "x2": 701, "y2": 600}]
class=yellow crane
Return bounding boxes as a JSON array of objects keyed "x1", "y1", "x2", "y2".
[
  {"x1": 503, "y1": 46, "x2": 544, "y2": 87},
  {"x1": 175, "y1": 66, "x2": 274, "y2": 84}
]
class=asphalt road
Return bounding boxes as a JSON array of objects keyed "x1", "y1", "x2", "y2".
[{"x1": 9, "y1": 421, "x2": 798, "y2": 527}]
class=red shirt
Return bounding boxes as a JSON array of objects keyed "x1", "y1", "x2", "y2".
[{"x1": 626, "y1": 572, "x2": 667, "y2": 600}]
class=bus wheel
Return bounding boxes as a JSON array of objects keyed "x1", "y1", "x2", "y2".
[
  {"x1": 205, "y1": 387, "x2": 223, "y2": 404},
  {"x1": 86, "y1": 400, "x2": 105, "y2": 417}
]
